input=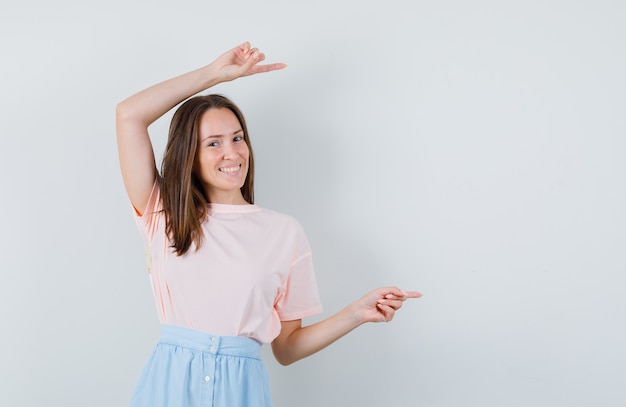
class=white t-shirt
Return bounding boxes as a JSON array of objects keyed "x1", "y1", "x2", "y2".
[{"x1": 134, "y1": 183, "x2": 323, "y2": 344}]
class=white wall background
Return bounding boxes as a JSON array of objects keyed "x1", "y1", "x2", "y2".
[{"x1": 1, "y1": 1, "x2": 625, "y2": 406}]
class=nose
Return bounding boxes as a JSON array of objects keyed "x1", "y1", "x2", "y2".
[{"x1": 223, "y1": 141, "x2": 238, "y2": 159}]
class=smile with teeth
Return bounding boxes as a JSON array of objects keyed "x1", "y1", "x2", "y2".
[{"x1": 219, "y1": 164, "x2": 242, "y2": 174}]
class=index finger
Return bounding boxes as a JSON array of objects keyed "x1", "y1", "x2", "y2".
[
  {"x1": 383, "y1": 288, "x2": 423, "y2": 300},
  {"x1": 248, "y1": 62, "x2": 287, "y2": 75}
]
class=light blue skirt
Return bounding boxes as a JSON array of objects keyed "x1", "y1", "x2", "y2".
[{"x1": 130, "y1": 325, "x2": 273, "y2": 407}]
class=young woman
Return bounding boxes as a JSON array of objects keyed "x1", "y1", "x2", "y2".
[{"x1": 116, "y1": 41, "x2": 421, "y2": 407}]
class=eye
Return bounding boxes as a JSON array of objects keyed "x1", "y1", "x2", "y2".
[
  {"x1": 233, "y1": 135, "x2": 244, "y2": 143},
  {"x1": 207, "y1": 141, "x2": 219, "y2": 147}
]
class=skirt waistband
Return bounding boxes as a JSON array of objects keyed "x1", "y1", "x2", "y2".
[{"x1": 158, "y1": 324, "x2": 261, "y2": 359}]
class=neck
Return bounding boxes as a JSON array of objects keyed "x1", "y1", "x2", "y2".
[{"x1": 207, "y1": 190, "x2": 248, "y2": 205}]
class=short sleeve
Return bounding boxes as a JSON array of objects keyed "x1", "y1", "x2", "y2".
[
  {"x1": 274, "y1": 223, "x2": 323, "y2": 321},
  {"x1": 133, "y1": 180, "x2": 163, "y2": 246}
]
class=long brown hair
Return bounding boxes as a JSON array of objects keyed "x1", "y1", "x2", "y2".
[{"x1": 160, "y1": 94, "x2": 255, "y2": 255}]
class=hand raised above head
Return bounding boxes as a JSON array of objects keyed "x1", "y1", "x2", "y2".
[{"x1": 211, "y1": 41, "x2": 287, "y2": 82}]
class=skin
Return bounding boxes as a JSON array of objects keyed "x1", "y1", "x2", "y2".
[
  {"x1": 195, "y1": 108, "x2": 250, "y2": 204},
  {"x1": 116, "y1": 41, "x2": 422, "y2": 366},
  {"x1": 273, "y1": 288, "x2": 421, "y2": 365}
]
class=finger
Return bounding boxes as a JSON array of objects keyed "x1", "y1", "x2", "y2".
[
  {"x1": 384, "y1": 293, "x2": 400, "y2": 300},
  {"x1": 383, "y1": 287, "x2": 408, "y2": 298},
  {"x1": 248, "y1": 62, "x2": 287, "y2": 74},
  {"x1": 376, "y1": 303, "x2": 396, "y2": 322},
  {"x1": 232, "y1": 45, "x2": 259, "y2": 68},
  {"x1": 238, "y1": 50, "x2": 263, "y2": 75},
  {"x1": 233, "y1": 42, "x2": 251, "y2": 61},
  {"x1": 385, "y1": 289, "x2": 422, "y2": 300},
  {"x1": 239, "y1": 41, "x2": 251, "y2": 54},
  {"x1": 404, "y1": 291, "x2": 423, "y2": 299},
  {"x1": 377, "y1": 298, "x2": 403, "y2": 310},
  {"x1": 247, "y1": 47, "x2": 261, "y2": 60}
]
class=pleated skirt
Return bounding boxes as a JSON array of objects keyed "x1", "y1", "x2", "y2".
[{"x1": 130, "y1": 324, "x2": 273, "y2": 407}]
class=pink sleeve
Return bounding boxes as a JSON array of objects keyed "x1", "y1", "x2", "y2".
[
  {"x1": 133, "y1": 180, "x2": 163, "y2": 245},
  {"x1": 274, "y1": 223, "x2": 323, "y2": 321}
]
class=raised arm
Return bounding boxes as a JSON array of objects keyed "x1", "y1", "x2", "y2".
[
  {"x1": 271, "y1": 287, "x2": 422, "y2": 366},
  {"x1": 115, "y1": 42, "x2": 286, "y2": 213}
]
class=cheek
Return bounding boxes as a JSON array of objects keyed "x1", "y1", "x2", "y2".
[
  {"x1": 241, "y1": 145, "x2": 251, "y2": 162},
  {"x1": 196, "y1": 151, "x2": 218, "y2": 169}
]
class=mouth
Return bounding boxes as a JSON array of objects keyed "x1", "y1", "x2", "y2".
[{"x1": 219, "y1": 164, "x2": 242, "y2": 174}]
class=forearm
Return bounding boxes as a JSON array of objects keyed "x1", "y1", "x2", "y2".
[
  {"x1": 272, "y1": 287, "x2": 421, "y2": 366},
  {"x1": 272, "y1": 303, "x2": 363, "y2": 366},
  {"x1": 116, "y1": 64, "x2": 221, "y2": 126},
  {"x1": 117, "y1": 42, "x2": 284, "y2": 127}
]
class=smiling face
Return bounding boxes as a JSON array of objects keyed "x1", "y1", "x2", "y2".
[{"x1": 195, "y1": 107, "x2": 250, "y2": 204}]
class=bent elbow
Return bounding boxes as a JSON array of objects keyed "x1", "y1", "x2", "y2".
[
  {"x1": 272, "y1": 347, "x2": 299, "y2": 366},
  {"x1": 276, "y1": 355, "x2": 297, "y2": 367},
  {"x1": 115, "y1": 100, "x2": 132, "y2": 122}
]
